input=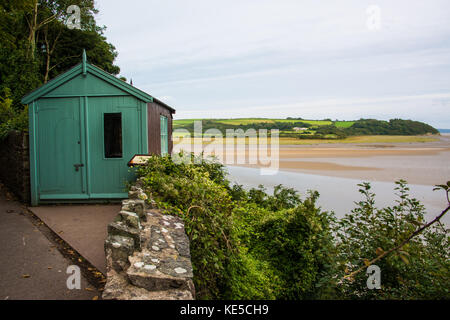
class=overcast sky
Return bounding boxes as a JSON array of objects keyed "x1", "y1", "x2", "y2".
[{"x1": 95, "y1": 0, "x2": 450, "y2": 128}]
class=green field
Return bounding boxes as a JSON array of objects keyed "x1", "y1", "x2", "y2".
[
  {"x1": 334, "y1": 120, "x2": 355, "y2": 128},
  {"x1": 172, "y1": 118, "x2": 439, "y2": 144}
]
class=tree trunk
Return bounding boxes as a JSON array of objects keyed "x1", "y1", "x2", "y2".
[
  {"x1": 27, "y1": 0, "x2": 58, "y2": 60},
  {"x1": 44, "y1": 51, "x2": 50, "y2": 83},
  {"x1": 43, "y1": 25, "x2": 62, "y2": 83},
  {"x1": 27, "y1": 0, "x2": 39, "y2": 59}
]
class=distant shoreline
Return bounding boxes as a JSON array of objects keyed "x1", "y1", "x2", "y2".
[
  {"x1": 228, "y1": 135, "x2": 450, "y2": 187},
  {"x1": 174, "y1": 134, "x2": 450, "y2": 187},
  {"x1": 174, "y1": 134, "x2": 441, "y2": 145}
]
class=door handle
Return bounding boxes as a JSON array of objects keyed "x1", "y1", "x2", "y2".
[{"x1": 74, "y1": 164, "x2": 84, "y2": 172}]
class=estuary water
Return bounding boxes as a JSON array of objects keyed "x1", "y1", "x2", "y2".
[{"x1": 226, "y1": 165, "x2": 449, "y2": 226}]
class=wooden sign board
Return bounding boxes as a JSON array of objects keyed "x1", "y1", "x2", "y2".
[{"x1": 128, "y1": 154, "x2": 152, "y2": 167}]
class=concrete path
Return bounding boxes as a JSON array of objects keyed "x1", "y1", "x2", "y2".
[
  {"x1": 0, "y1": 187, "x2": 100, "y2": 300},
  {"x1": 28, "y1": 204, "x2": 120, "y2": 274}
]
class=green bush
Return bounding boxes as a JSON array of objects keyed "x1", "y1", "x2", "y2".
[
  {"x1": 135, "y1": 153, "x2": 336, "y2": 299},
  {"x1": 334, "y1": 181, "x2": 450, "y2": 299},
  {"x1": 238, "y1": 193, "x2": 336, "y2": 299},
  {"x1": 135, "y1": 154, "x2": 449, "y2": 299},
  {"x1": 0, "y1": 88, "x2": 28, "y2": 139},
  {"x1": 297, "y1": 119, "x2": 439, "y2": 140},
  {"x1": 346, "y1": 119, "x2": 439, "y2": 136},
  {"x1": 135, "y1": 153, "x2": 235, "y2": 298}
]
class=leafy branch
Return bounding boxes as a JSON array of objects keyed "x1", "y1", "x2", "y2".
[{"x1": 343, "y1": 181, "x2": 450, "y2": 281}]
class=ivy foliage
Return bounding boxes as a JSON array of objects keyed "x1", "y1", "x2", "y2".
[
  {"x1": 135, "y1": 154, "x2": 449, "y2": 300},
  {"x1": 135, "y1": 153, "x2": 337, "y2": 299},
  {"x1": 334, "y1": 181, "x2": 450, "y2": 299},
  {"x1": 0, "y1": 89, "x2": 28, "y2": 139}
]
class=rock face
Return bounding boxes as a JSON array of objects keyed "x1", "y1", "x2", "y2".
[{"x1": 102, "y1": 184, "x2": 195, "y2": 300}]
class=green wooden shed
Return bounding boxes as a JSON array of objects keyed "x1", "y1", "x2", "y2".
[{"x1": 22, "y1": 51, "x2": 175, "y2": 206}]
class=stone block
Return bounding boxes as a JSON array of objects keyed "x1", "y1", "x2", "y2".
[
  {"x1": 105, "y1": 235, "x2": 135, "y2": 271},
  {"x1": 127, "y1": 254, "x2": 194, "y2": 293},
  {"x1": 102, "y1": 268, "x2": 194, "y2": 300},
  {"x1": 128, "y1": 190, "x2": 140, "y2": 200},
  {"x1": 121, "y1": 199, "x2": 147, "y2": 222},
  {"x1": 108, "y1": 222, "x2": 141, "y2": 251},
  {"x1": 121, "y1": 199, "x2": 133, "y2": 212},
  {"x1": 129, "y1": 186, "x2": 149, "y2": 201},
  {"x1": 132, "y1": 200, "x2": 147, "y2": 220},
  {"x1": 118, "y1": 210, "x2": 141, "y2": 229}
]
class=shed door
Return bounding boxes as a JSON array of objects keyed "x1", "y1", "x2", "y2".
[
  {"x1": 87, "y1": 96, "x2": 141, "y2": 197},
  {"x1": 37, "y1": 98, "x2": 86, "y2": 199},
  {"x1": 160, "y1": 115, "x2": 168, "y2": 156}
]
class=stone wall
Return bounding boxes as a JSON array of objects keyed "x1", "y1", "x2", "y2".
[
  {"x1": 102, "y1": 181, "x2": 195, "y2": 300},
  {"x1": 0, "y1": 131, "x2": 30, "y2": 203}
]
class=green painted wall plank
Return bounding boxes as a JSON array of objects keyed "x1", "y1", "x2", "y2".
[
  {"x1": 140, "y1": 101, "x2": 148, "y2": 154},
  {"x1": 28, "y1": 102, "x2": 39, "y2": 206}
]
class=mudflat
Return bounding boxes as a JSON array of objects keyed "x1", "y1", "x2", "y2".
[
  {"x1": 175, "y1": 135, "x2": 450, "y2": 186},
  {"x1": 248, "y1": 135, "x2": 450, "y2": 186}
]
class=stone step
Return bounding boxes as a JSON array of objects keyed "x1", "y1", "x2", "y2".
[
  {"x1": 107, "y1": 221, "x2": 141, "y2": 251},
  {"x1": 104, "y1": 235, "x2": 135, "y2": 271},
  {"x1": 103, "y1": 268, "x2": 193, "y2": 300},
  {"x1": 127, "y1": 253, "x2": 194, "y2": 292},
  {"x1": 103, "y1": 198, "x2": 195, "y2": 300}
]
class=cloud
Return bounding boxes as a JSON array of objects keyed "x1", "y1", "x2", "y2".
[
  {"x1": 179, "y1": 93, "x2": 450, "y2": 124},
  {"x1": 96, "y1": 0, "x2": 450, "y2": 128}
]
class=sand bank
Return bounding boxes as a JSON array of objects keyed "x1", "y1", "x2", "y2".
[{"x1": 174, "y1": 135, "x2": 450, "y2": 186}]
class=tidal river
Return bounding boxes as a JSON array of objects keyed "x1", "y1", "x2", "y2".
[{"x1": 226, "y1": 165, "x2": 450, "y2": 226}]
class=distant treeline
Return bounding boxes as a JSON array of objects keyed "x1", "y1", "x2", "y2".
[
  {"x1": 175, "y1": 120, "x2": 312, "y2": 134},
  {"x1": 311, "y1": 119, "x2": 439, "y2": 139},
  {"x1": 175, "y1": 118, "x2": 439, "y2": 139}
]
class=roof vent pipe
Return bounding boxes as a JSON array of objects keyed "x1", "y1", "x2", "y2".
[{"x1": 82, "y1": 49, "x2": 87, "y2": 76}]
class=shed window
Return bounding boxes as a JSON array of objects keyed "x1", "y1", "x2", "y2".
[
  {"x1": 104, "y1": 113, "x2": 122, "y2": 158},
  {"x1": 160, "y1": 115, "x2": 168, "y2": 156}
]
